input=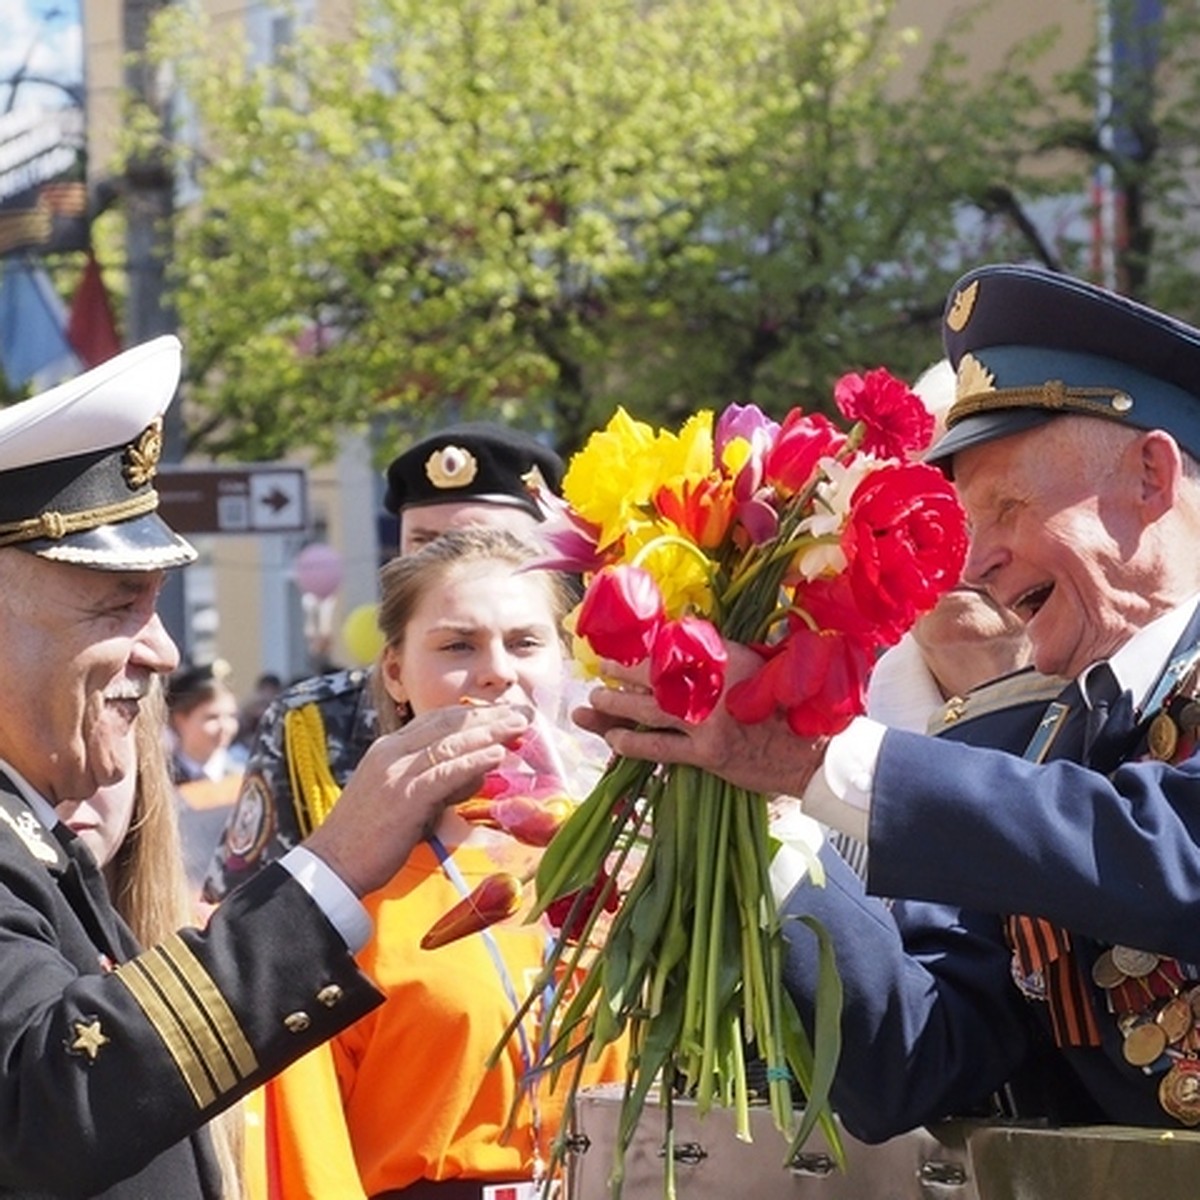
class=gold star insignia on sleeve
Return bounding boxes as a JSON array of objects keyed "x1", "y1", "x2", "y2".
[{"x1": 69, "y1": 1018, "x2": 110, "y2": 1061}]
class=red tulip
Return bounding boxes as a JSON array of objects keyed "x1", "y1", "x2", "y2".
[
  {"x1": 456, "y1": 796, "x2": 504, "y2": 827},
  {"x1": 726, "y1": 625, "x2": 871, "y2": 737},
  {"x1": 491, "y1": 795, "x2": 573, "y2": 846},
  {"x1": 650, "y1": 617, "x2": 728, "y2": 724},
  {"x1": 421, "y1": 872, "x2": 525, "y2": 950},
  {"x1": 575, "y1": 564, "x2": 664, "y2": 665},
  {"x1": 763, "y1": 410, "x2": 847, "y2": 497},
  {"x1": 546, "y1": 869, "x2": 620, "y2": 943}
]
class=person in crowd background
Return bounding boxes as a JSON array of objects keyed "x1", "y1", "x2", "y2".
[
  {"x1": 825, "y1": 359, "x2": 1040, "y2": 881},
  {"x1": 167, "y1": 659, "x2": 245, "y2": 902},
  {"x1": 866, "y1": 357, "x2": 1033, "y2": 733},
  {"x1": 0, "y1": 337, "x2": 529, "y2": 1197},
  {"x1": 576, "y1": 263, "x2": 1200, "y2": 1142},
  {"x1": 202, "y1": 423, "x2": 564, "y2": 903},
  {"x1": 266, "y1": 528, "x2": 625, "y2": 1198}
]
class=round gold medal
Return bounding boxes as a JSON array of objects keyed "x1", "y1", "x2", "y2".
[
  {"x1": 1148, "y1": 712, "x2": 1180, "y2": 762},
  {"x1": 1123, "y1": 1021, "x2": 1167, "y2": 1067},
  {"x1": 1112, "y1": 945, "x2": 1160, "y2": 978},
  {"x1": 1158, "y1": 995, "x2": 1195, "y2": 1044},
  {"x1": 1159, "y1": 1060, "x2": 1200, "y2": 1126},
  {"x1": 1091, "y1": 949, "x2": 1127, "y2": 990}
]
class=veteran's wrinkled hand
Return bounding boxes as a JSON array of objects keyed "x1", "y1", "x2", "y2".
[
  {"x1": 304, "y1": 702, "x2": 530, "y2": 897},
  {"x1": 572, "y1": 640, "x2": 828, "y2": 799}
]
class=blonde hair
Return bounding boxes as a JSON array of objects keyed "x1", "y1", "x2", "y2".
[
  {"x1": 109, "y1": 681, "x2": 246, "y2": 1200},
  {"x1": 110, "y1": 683, "x2": 191, "y2": 944},
  {"x1": 371, "y1": 527, "x2": 572, "y2": 734}
]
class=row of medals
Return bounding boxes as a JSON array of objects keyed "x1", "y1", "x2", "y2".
[
  {"x1": 1084, "y1": 694, "x2": 1200, "y2": 1122},
  {"x1": 1092, "y1": 942, "x2": 1200, "y2": 1126}
]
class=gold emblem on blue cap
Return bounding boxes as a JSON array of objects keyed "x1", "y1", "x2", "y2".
[
  {"x1": 955, "y1": 353, "x2": 996, "y2": 404},
  {"x1": 425, "y1": 444, "x2": 479, "y2": 491},
  {"x1": 946, "y1": 280, "x2": 979, "y2": 333}
]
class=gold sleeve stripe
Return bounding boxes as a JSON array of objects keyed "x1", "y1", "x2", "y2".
[
  {"x1": 133, "y1": 945, "x2": 240, "y2": 1096},
  {"x1": 158, "y1": 935, "x2": 258, "y2": 1077},
  {"x1": 115, "y1": 958, "x2": 218, "y2": 1108}
]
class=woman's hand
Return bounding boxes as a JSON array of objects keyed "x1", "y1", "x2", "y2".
[{"x1": 304, "y1": 703, "x2": 531, "y2": 897}]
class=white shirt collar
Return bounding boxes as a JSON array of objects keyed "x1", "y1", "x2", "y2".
[{"x1": 1083, "y1": 594, "x2": 1200, "y2": 711}]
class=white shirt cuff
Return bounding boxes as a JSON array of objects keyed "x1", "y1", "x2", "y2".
[
  {"x1": 800, "y1": 716, "x2": 885, "y2": 845},
  {"x1": 280, "y1": 845, "x2": 372, "y2": 952}
]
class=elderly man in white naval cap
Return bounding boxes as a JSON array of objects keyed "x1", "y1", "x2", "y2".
[{"x1": 0, "y1": 338, "x2": 527, "y2": 1198}]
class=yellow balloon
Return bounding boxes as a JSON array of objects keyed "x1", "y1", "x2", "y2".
[{"x1": 342, "y1": 603, "x2": 384, "y2": 666}]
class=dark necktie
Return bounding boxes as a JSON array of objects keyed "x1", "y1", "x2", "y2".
[{"x1": 1082, "y1": 663, "x2": 1138, "y2": 772}]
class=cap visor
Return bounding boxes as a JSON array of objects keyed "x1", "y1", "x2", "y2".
[
  {"x1": 925, "y1": 409, "x2": 1057, "y2": 469},
  {"x1": 24, "y1": 512, "x2": 197, "y2": 570}
]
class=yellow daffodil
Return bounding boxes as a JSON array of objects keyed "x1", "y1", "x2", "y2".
[{"x1": 562, "y1": 407, "x2": 659, "y2": 549}]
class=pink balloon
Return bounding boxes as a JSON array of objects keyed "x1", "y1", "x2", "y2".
[{"x1": 292, "y1": 542, "x2": 343, "y2": 598}]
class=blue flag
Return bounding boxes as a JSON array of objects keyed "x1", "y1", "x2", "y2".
[{"x1": 0, "y1": 256, "x2": 80, "y2": 389}]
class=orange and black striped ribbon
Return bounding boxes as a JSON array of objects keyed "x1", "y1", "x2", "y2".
[{"x1": 1006, "y1": 915, "x2": 1102, "y2": 1047}]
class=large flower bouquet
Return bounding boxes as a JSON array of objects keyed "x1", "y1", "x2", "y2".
[{"x1": 489, "y1": 371, "x2": 967, "y2": 1195}]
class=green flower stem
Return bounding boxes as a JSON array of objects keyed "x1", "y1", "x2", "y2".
[{"x1": 697, "y1": 775, "x2": 732, "y2": 1109}]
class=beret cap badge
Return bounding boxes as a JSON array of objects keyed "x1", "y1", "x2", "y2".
[{"x1": 425, "y1": 444, "x2": 480, "y2": 491}]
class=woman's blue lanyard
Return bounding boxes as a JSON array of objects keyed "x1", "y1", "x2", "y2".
[{"x1": 428, "y1": 833, "x2": 555, "y2": 1182}]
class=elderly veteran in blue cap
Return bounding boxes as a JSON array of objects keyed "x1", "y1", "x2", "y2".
[
  {"x1": 202, "y1": 421, "x2": 564, "y2": 901},
  {"x1": 575, "y1": 264, "x2": 1200, "y2": 1142},
  {"x1": 0, "y1": 340, "x2": 527, "y2": 1197}
]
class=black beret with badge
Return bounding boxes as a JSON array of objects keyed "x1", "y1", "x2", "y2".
[
  {"x1": 382, "y1": 421, "x2": 564, "y2": 518},
  {"x1": 928, "y1": 263, "x2": 1200, "y2": 469},
  {"x1": 0, "y1": 336, "x2": 196, "y2": 571}
]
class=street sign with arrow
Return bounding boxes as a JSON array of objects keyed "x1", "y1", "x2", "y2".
[{"x1": 156, "y1": 466, "x2": 309, "y2": 535}]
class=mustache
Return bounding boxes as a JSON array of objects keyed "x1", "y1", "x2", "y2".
[{"x1": 104, "y1": 676, "x2": 153, "y2": 703}]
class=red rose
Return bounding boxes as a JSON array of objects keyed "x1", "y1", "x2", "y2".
[
  {"x1": 841, "y1": 461, "x2": 968, "y2": 642},
  {"x1": 764, "y1": 410, "x2": 847, "y2": 496},
  {"x1": 576, "y1": 564, "x2": 665, "y2": 665},
  {"x1": 834, "y1": 368, "x2": 934, "y2": 460},
  {"x1": 725, "y1": 625, "x2": 872, "y2": 736},
  {"x1": 650, "y1": 617, "x2": 728, "y2": 724}
]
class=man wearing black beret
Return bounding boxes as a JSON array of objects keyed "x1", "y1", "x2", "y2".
[
  {"x1": 578, "y1": 264, "x2": 1200, "y2": 1139},
  {"x1": 203, "y1": 422, "x2": 564, "y2": 901}
]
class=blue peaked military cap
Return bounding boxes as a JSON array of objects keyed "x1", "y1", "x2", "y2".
[
  {"x1": 927, "y1": 264, "x2": 1200, "y2": 469},
  {"x1": 0, "y1": 336, "x2": 196, "y2": 570}
]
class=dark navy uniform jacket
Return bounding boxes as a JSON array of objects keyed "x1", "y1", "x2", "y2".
[
  {"x1": 0, "y1": 782, "x2": 381, "y2": 1197},
  {"x1": 779, "y1": 606, "x2": 1200, "y2": 1144}
]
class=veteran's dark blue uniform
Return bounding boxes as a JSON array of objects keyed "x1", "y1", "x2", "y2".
[
  {"x1": 778, "y1": 613, "x2": 1200, "y2": 1143},
  {"x1": 776, "y1": 259, "x2": 1200, "y2": 1147}
]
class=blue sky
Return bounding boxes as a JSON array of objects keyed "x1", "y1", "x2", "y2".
[{"x1": 0, "y1": 0, "x2": 83, "y2": 113}]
